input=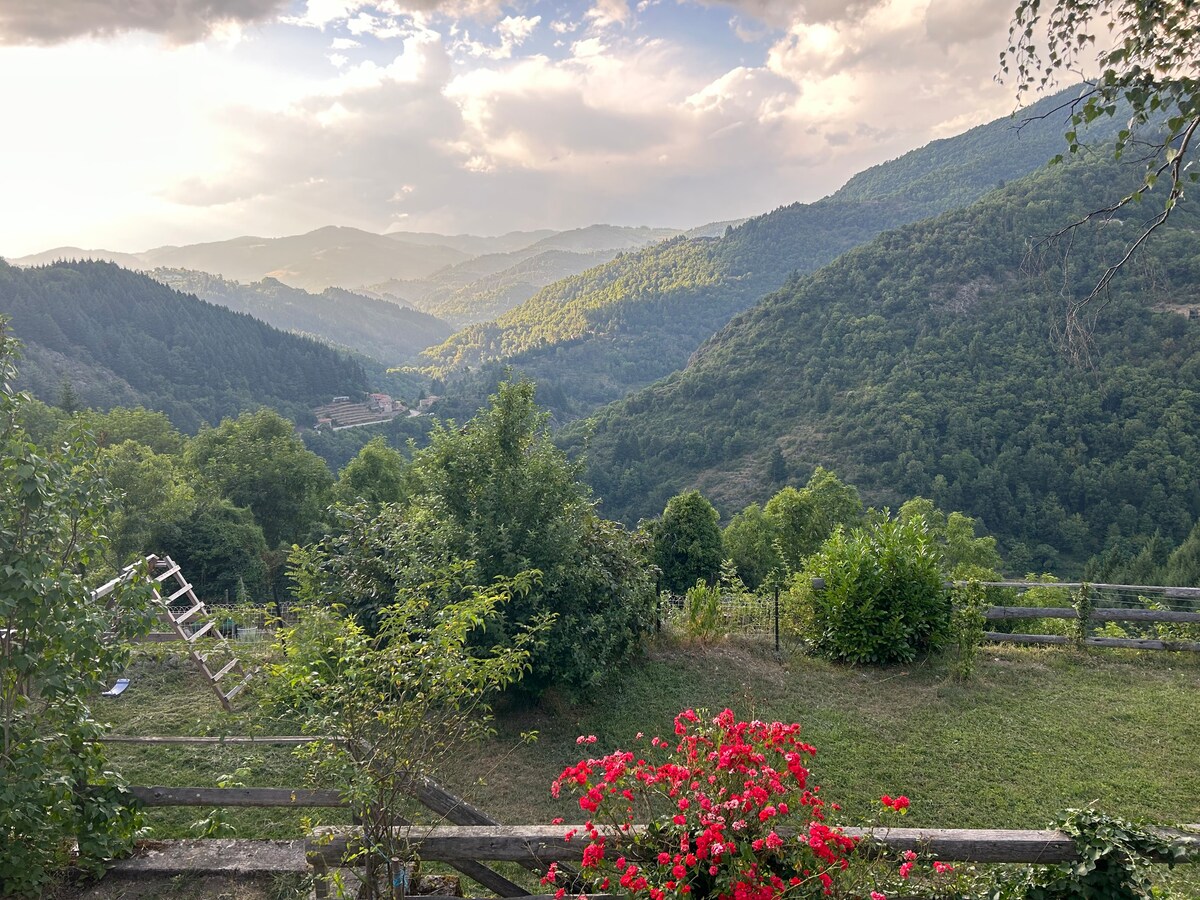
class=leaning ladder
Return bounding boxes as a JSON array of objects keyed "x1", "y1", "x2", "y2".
[{"x1": 147, "y1": 555, "x2": 256, "y2": 711}]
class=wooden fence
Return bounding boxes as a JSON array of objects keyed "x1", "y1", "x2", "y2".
[
  {"x1": 971, "y1": 581, "x2": 1200, "y2": 651},
  {"x1": 114, "y1": 781, "x2": 1200, "y2": 886},
  {"x1": 102, "y1": 732, "x2": 1200, "y2": 894}
]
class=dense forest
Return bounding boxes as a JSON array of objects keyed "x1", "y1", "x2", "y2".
[
  {"x1": 0, "y1": 260, "x2": 367, "y2": 431},
  {"x1": 568, "y1": 155, "x2": 1200, "y2": 574},
  {"x1": 150, "y1": 268, "x2": 453, "y2": 365},
  {"x1": 420, "y1": 88, "x2": 1118, "y2": 424}
]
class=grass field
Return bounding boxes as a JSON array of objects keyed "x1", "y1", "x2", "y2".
[{"x1": 101, "y1": 637, "x2": 1200, "y2": 841}]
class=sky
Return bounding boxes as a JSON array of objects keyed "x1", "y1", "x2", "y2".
[{"x1": 0, "y1": 0, "x2": 1022, "y2": 256}]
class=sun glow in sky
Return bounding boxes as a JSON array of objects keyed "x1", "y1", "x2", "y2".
[{"x1": 0, "y1": 0, "x2": 1016, "y2": 256}]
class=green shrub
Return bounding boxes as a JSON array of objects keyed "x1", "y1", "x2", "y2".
[
  {"x1": 683, "y1": 580, "x2": 725, "y2": 640},
  {"x1": 950, "y1": 580, "x2": 988, "y2": 679},
  {"x1": 798, "y1": 514, "x2": 950, "y2": 664}
]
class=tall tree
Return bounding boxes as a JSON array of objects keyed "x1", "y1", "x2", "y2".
[
  {"x1": 402, "y1": 380, "x2": 654, "y2": 696},
  {"x1": 653, "y1": 490, "x2": 723, "y2": 594},
  {"x1": 0, "y1": 323, "x2": 155, "y2": 895},
  {"x1": 722, "y1": 503, "x2": 781, "y2": 590},
  {"x1": 184, "y1": 409, "x2": 332, "y2": 547},
  {"x1": 332, "y1": 436, "x2": 407, "y2": 507},
  {"x1": 764, "y1": 468, "x2": 863, "y2": 574}
]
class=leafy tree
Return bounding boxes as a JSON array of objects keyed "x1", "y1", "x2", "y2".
[
  {"x1": 1002, "y1": 0, "x2": 1200, "y2": 302},
  {"x1": 652, "y1": 490, "x2": 723, "y2": 594},
  {"x1": 899, "y1": 497, "x2": 1003, "y2": 578},
  {"x1": 764, "y1": 468, "x2": 863, "y2": 573},
  {"x1": 185, "y1": 408, "x2": 333, "y2": 547},
  {"x1": 766, "y1": 445, "x2": 788, "y2": 483},
  {"x1": 270, "y1": 562, "x2": 547, "y2": 898},
  {"x1": 402, "y1": 380, "x2": 654, "y2": 696},
  {"x1": 149, "y1": 499, "x2": 270, "y2": 601},
  {"x1": 100, "y1": 440, "x2": 197, "y2": 566},
  {"x1": 74, "y1": 406, "x2": 184, "y2": 455},
  {"x1": 0, "y1": 324, "x2": 155, "y2": 896},
  {"x1": 722, "y1": 503, "x2": 781, "y2": 590},
  {"x1": 332, "y1": 436, "x2": 406, "y2": 507}
]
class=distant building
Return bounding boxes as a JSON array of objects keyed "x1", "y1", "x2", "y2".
[{"x1": 368, "y1": 392, "x2": 394, "y2": 412}]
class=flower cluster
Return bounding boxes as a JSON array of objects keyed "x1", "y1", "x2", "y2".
[{"x1": 547, "y1": 709, "x2": 867, "y2": 900}]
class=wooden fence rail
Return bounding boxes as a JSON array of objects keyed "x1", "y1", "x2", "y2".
[
  {"x1": 110, "y1": 783, "x2": 1199, "y2": 896},
  {"x1": 984, "y1": 606, "x2": 1200, "y2": 623},
  {"x1": 114, "y1": 782, "x2": 1200, "y2": 867},
  {"x1": 304, "y1": 823, "x2": 1200, "y2": 867}
]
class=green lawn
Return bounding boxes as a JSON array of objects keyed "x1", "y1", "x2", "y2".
[{"x1": 101, "y1": 638, "x2": 1200, "y2": 841}]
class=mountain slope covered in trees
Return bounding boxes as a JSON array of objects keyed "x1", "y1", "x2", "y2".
[
  {"x1": 150, "y1": 269, "x2": 453, "y2": 364},
  {"x1": 569, "y1": 157, "x2": 1200, "y2": 574},
  {"x1": 0, "y1": 260, "x2": 367, "y2": 431},
  {"x1": 422, "y1": 89, "x2": 1115, "y2": 422}
]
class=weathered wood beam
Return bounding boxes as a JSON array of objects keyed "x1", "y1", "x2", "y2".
[
  {"x1": 128, "y1": 785, "x2": 345, "y2": 808},
  {"x1": 305, "y1": 824, "x2": 1200, "y2": 866},
  {"x1": 984, "y1": 632, "x2": 1200, "y2": 651},
  {"x1": 985, "y1": 607, "x2": 1200, "y2": 623},
  {"x1": 107, "y1": 735, "x2": 329, "y2": 745}
]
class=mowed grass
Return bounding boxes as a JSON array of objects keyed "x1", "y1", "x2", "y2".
[{"x1": 99, "y1": 639, "x2": 1200, "y2": 840}]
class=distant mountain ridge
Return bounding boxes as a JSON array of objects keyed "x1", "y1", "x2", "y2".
[
  {"x1": 10, "y1": 223, "x2": 694, "y2": 327},
  {"x1": 0, "y1": 260, "x2": 367, "y2": 431}
]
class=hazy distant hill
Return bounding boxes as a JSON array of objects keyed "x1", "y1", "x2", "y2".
[
  {"x1": 570, "y1": 155, "x2": 1200, "y2": 573},
  {"x1": 10, "y1": 247, "x2": 145, "y2": 269},
  {"x1": 0, "y1": 260, "x2": 366, "y2": 431},
  {"x1": 423, "y1": 90, "x2": 1108, "y2": 423},
  {"x1": 137, "y1": 226, "x2": 470, "y2": 291},
  {"x1": 150, "y1": 268, "x2": 453, "y2": 364},
  {"x1": 13, "y1": 224, "x2": 692, "y2": 325},
  {"x1": 385, "y1": 229, "x2": 557, "y2": 255},
  {"x1": 364, "y1": 225, "x2": 690, "y2": 325}
]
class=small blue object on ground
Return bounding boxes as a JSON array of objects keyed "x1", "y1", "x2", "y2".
[{"x1": 102, "y1": 678, "x2": 131, "y2": 697}]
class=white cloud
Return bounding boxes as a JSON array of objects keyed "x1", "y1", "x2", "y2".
[
  {"x1": 585, "y1": 0, "x2": 630, "y2": 29},
  {"x1": 691, "y1": 0, "x2": 886, "y2": 29},
  {"x1": 0, "y1": 0, "x2": 287, "y2": 44},
  {"x1": 497, "y1": 15, "x2": 539, "y2": 46},
  {"x1": 0, "y1": 0, "x2": 1036, "y2": 257}
]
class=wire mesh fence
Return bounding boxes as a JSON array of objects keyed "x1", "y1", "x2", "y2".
[
  {"x1": 657, "y1": 590, "x2": 782, "y2": 643},
  {"x1": 655, "y1": 581, "x2": 1200, "y2": 651}
]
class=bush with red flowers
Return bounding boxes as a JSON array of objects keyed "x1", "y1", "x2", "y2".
[{"x1": 547, "y1": 709, "x2": 925, "y2": 900}]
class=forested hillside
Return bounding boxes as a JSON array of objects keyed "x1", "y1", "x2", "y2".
[
  {"x1": 150, "y1": 269, "x2": 453, "y2": 364},
  {"x1": 403, "y1": 248, "x2": 622, "y2": 326},
  {"x1": 366, "y1": 225, "x2": 689, "y2": 326},
  {"x1": 570, "y1": 157, "x2": 1200, "y2": 574},
  {"x1": 422, "y1": 89, "x2": 1114, "y2": 422},
  {"x1": 0, "y1": 260, "x2": 367, "y2": 431}
]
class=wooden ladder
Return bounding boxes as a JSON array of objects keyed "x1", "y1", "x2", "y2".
[{"x1": 148, "y1": 555, "x2": 255, "y2": 712}]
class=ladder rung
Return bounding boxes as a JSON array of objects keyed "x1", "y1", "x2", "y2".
[
  {"x1": 175, "y1": 603, "x2": 204, "y2": 625},
  {"x1": 188, "y1": 621, "x2": 216, "y2": 642},
  {"x1": 223, "y1": 675, "x2": 253, "y2": 702},
  {"x1": 167, "y1": 582, "x2": 194, "y2": 603},
  {"x1": 212, "y1": 658, "x2": 240, "y2": 682},
  {"x1": 154, "y1": 565, "x2": 181, "y2": 583}
]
